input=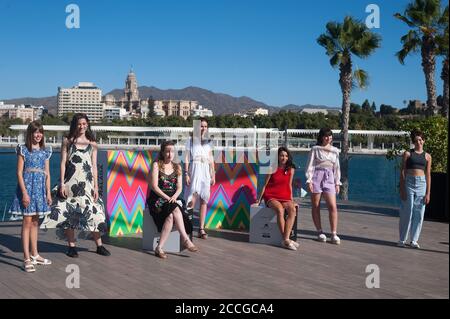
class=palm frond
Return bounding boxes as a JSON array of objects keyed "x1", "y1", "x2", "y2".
[
  {"x1": 396, "y1": 49, "x2": 410, "y2": 65},
  {"x1": 436, "y1": 27, "x2": 449, "y2": 56},
  {"x1": 394, "y1": 13, "x2": 416, "y2": 27},
  {"x1": 405, "y1": 0, "x2": 440, "y2": 26},
  {"x1": 396, "y1": 30, "x2": 421, "y2": 64},
  {"x1": 317, "y1": 34, "x2": 338, "y2": 57},
  {"x1": 403, "y1": 0, "x2": 441, "y2": 29},
  {"x1": 352, "y1": 31, "x2": 382, "y2": 58},
  {"x1": 318, "y1": 15, "x2": 379, "y2": 88},
  {"x1": 330, "y1": 52, "x2": 342, "y2": 67},
  {"x1": 438, "y1": 5, "x2": 449, "y2": 26},
  {"x1": 353, "y1": 68, "x2": 369, "y2": 90},
  {"x1": 325, "y1": 21, "x2": 341, "y2": 40}
]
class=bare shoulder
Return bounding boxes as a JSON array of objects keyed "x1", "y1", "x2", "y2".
[
  {"x1": 403, "y1": 150, "x2": 411, "y2": 159},
  {"x1": 90, "y1": 141, "x2": 98, "y2": 148},
  {"x1": 425, "y1": 152, "x2": 432, "y2": 161}
]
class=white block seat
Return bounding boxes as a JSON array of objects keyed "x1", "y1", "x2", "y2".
[
  {"x1": 249, "y1": 203, "x2": 298, "y2": 245},
  {"x1": 142, "y1": 205, "x2": 193, "y2": 253}
]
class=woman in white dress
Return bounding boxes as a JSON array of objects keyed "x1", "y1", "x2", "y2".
[{"x1": 184, "y1": 118, "x2": 216, "y2": 239}]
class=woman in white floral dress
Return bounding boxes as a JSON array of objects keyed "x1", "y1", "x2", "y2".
[{"x1": 41, "y1": 113, "x2": 111, "y2": 258}]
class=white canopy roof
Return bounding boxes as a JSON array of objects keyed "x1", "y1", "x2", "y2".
[{"x1": 9, "y1": 125, "x2": 407, "y2": 137}]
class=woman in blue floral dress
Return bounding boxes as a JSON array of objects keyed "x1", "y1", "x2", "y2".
[
  {"x1": 10, "y1": 121, "x2": 53, "y2": 272},
  {"x1": 40, "y1": 113, "x2": 110, "y2": 258}
]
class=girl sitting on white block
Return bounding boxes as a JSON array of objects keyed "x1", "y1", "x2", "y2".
[{"x1": 253, "y1": 147, "x2": 299, "y2": 251}]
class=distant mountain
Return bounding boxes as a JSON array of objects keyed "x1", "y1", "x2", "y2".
[{"x1": 3, "y1": 86, "x2": 337, "y2": 116}]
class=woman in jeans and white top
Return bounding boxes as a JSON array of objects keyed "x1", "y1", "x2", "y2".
[
  {"x1": 398, "y1": 130, "x2": 431, "y2": 249},
  {"x1": 305, "y1": 128, "x2": 342, "y2": 244}
]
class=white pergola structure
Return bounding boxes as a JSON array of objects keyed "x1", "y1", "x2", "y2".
[
  {"x1": 287, "y1": 129, "x2": 408, "y2": 150},
  {"x1": 6, "y1": 125, "x2": 408, "y2": 153}
]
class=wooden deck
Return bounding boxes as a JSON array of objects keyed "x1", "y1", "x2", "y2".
[{"x1": 0, "y1": 201, "x2": 448, "y2": 299}]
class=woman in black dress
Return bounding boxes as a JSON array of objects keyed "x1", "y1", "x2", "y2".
[{"x1": 147, "y1": 141, "x2": 198, "y2": 259}]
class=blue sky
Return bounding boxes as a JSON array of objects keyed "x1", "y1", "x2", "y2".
[{"x1": 0, "y1": 0, "x2": 446, "y2": 109}]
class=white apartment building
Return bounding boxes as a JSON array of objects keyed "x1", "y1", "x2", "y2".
[
  {"x1": 300, "y1": 108, "x2": 329, "y2": 115},
  {"x1": 57, "y1": 82, "x2": 103, "y2": 122},
  {"x1": 234, "y1": 107, "x2": 269, "y2": 118},
  {"x1": 0, "y1": 101, "x2": 16, "y2": 117},
  {"x1": 191, "y1": 105, "x2": 213, "y2": 117},
  {"x1": 299, "y1": 108, "x2": 341, "y2": 115},
  {"x1": 247, "y1": 107, "x2": 269, "y2": 116},
  {"x1": 0, "y1": 102, "x2": 37, "y2": 122},
  {"x1": 103, "y1": 106, "x2": 128, "y2": 122}
]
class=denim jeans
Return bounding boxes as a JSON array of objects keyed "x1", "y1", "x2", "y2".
[{"x1": 399, "y1": 175, "x2": 427, "y2": 243}]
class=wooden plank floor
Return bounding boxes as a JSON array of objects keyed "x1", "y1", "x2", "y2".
[{"x1": 0, "y1": 202, "x2": 448, "y2": 299}]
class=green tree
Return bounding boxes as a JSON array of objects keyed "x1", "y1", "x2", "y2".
[
  {"x1": 394, "y1": 0, "x2": 447, "y2": 113},
  {"x1": 60, "y1": 112, "x2": 75, "y2": 124},
  {"x1": 0, "y1": 118, "x2": 23, "y2": 137},
  {"x1": 362, "y1": 99, "x2": 373, "y2": 115},
  {"x1": 380, "y1": 104, "x2": 397, "y2": 115},
  {"x1": 387, "y1": 116, "x2": 448, "y2": 173},
  {"x1": 350, "y1": 103, "x2": 362, "y2": 114},
  {"x1": 317, "y1": 16, "x2": 381, "y2": 199},
  {"x1": 371, "y1": 101, "x2": 377, "y2": 113},
  {"x1": 41, "y1": 114, "x2": 67, "y2": 125}
]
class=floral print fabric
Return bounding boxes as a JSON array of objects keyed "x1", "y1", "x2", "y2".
[
  {"x1": 147, "y1": 170, "x2": 192, "y2": 234},
  {"x1": 40, "y1": 143, "x2": 107, "y2": 239},
  {"x1": 9, "y1": 144, "x2": 52, "y2": 217}
]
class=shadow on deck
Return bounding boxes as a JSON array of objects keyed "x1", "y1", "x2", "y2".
[{"x1": 0, "y1": 202, "x2": 448, "y2": 299}]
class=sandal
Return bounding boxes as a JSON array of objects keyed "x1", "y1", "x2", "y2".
[
  {"x1": 281, "y1": 240, "x2": 297, "y2": 251},
  {"x1": 198, "y1": 228, "x2": 208, "y2": 240},
  {"x1": 290, "y1": 240, "x2": 300, "y2": 248},
  {"x1": 183, "y1": 239, "x2": 199, "y2": 252},
  {"x1": 155, "y1": 246, "x2": 168, "y2": 259},
  {"x1": 31, "y1": 255, "x2": 52, "y2": 266},
  {"x1": 23, "y1": 259, "x2": 36, "y2": 273}
]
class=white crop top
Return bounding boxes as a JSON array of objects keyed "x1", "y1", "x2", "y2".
[{"x1": 305, "y1": 145, "x2": 342, "y2": 185}]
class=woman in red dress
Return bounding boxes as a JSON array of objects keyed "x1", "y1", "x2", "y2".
[{"x1": 254, "y1": 147, "x2": 299, "y2": 251}]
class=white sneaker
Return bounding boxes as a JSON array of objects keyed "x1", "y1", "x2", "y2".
[
  {"x1": 397, "y1": 241, "x2": 406, "y2": 247},
  {"x1": 410, "y1": 242, "x2": 420, "y2": 249},
  {"x1": 317, "y1": 233, "x2": 327, "y2": 242},
  {"x1": 331, "y1": 234, "x2": 341, "y2": 245}
]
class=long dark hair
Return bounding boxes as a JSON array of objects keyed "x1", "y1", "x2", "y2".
[
  {"x1": 158, "y1": 140, "x2": 181, "y2": 176},
  {"x1": 25, "y1": 120, "x2": 45, "y2": 152},
  {"x1": 316, "y1": 127, "x2": 333, "y2": 145},
  {"x1": 66, "y1": 113, "x2": 96, "y2": 144},
  {"x1": 278, "y1": 146, "x2": 296, "y2": 173}
]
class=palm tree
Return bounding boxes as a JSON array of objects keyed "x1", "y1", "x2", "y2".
[
  {"x1": 394, "y1": 0, "x2": 444, "y2": 114},
  {"x1": 317, "y1": 16, "x2": 381, "y2": 200},
  {"x1": 436, "y1": 6, "x2": 449, "y2": 117}
]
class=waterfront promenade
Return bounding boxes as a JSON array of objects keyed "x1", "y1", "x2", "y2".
[
  {"x1": 0, "y1": 201, "x2": 447, "y2": 299},
  {"x1": 1, "y1": 127, "x2": 407, "y2": 155}
]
